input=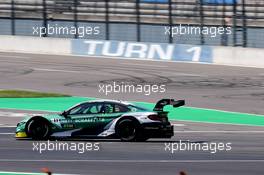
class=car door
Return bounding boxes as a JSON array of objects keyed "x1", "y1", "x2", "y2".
[
  {"x1": 99, "y1": 102, "x2": 130, "y2": 124},
  {"x1": 59, "y1": 102, "x2": 88, "y2": 130},
  {"x1": 60, "y1": 102, "x2": 129, "y2": 136},
  {"x1": 59, "y1": 102, "x2": 102, "y2": 133},
  {"x1": 68, "y1": 102, "x2": 108, "y2": 135}
]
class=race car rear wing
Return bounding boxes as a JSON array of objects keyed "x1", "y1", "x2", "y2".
[{"x1": 153, "y1": 99, "x2": 185, "y2": 111}]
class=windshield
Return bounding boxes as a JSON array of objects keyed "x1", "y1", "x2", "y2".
[{"x1": 127, "y1": 104, "x2": 149, "y2": 112}]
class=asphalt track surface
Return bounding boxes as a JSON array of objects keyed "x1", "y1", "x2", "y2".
[
  {"x1": 1, "y1": 121, "x2": 264, "y2": 175},
  {"x1": 0, "y1": 52, "x2": 264, "y2": 174},
  {"x1": 0, "y1": 52, "x2": 264, "y2": 114}
]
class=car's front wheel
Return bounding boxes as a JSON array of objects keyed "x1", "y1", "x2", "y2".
[{"x1": 26, "y1": 117, "x2": 51, "y2": 140}]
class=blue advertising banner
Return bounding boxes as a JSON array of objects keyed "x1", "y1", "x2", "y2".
[
  {"x1": 203, "y1": 0, "x2": 236, "y2": 5},
  {"x1": 141, "y1": 0, "x2": 168, "y2": 3},
  {"x1": 71, "y1": 40, "x2": 213, "y2": 63}
]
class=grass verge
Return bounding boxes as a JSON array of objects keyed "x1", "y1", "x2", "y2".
[
  {"x1": 0, "y1": 97, "x2": 263, "y2": 126},
  {"x1": 0, "y1": 90, "x2": 71, "y2": 98}
]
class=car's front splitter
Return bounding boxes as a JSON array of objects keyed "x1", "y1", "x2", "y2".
[{"x1": 15, "y1": 132, "x2": 28, "y2": 138}]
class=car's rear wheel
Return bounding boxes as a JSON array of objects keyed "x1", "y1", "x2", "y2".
[
  {"x1": 26, "y1": 117, "x2": 50, "y2": 140},
  {"x1": 116, "y1": 118, "x2": 139, "y2": 142}
]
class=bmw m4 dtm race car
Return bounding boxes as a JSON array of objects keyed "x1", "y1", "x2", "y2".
[{"x1": 16, "y1": 99, "x2": 185, "y2": 141}]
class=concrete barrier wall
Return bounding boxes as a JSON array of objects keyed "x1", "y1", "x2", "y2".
[
  {"x1": 213, "y1": 46, "x2": 264, "y2": 68},
  {"x1": 0, "y1": 35, "x2": 71, "y2": 55},
  {"x1": 0, "y1": 35, "x2": 263, "y2": 68}
]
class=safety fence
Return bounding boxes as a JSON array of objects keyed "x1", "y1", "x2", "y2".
[{"x1": 0, "y1": 0, "x2": 264, "y2": 48}]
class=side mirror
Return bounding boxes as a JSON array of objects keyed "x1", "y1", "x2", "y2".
[{"x1": 61, "y1": 111, "x2": 68, "y2": 117}]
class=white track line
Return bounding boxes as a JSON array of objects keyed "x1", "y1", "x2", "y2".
[
  {"x1": 0, "y1": 55, "x2": 30, "y2": 59},
  {"x1": 120, "y1": 63, "x2": 168, "y2": 68},
  {"x1": 0, "y1": 125, "x2": 16, "y2": 128},
  {"x1": 0, "y1": 107, "x2": 58, "y2": 113},
  {"x1": 172, "y1": 124, "x2": 185, "y2": 127},
  {"x1": 0, "y1": 111, "x2": 42, "y2": 118},
  {"x1": 174, "y1": 119, "x2": 264, "y2": 127},
  {"x1": 185, "y1": 106, "x2": 264, "y2": 117},
  {"x1": 174, "y1": 130, "x2": 264, "y2": 133},
  {"x1": 0, "y1": 171, "x2": 76, "y2": 175},
  {"x1": 0, "y1": 133, "x2": 13, "y2": 135},
  {"x1": 33, "y1": 68, "x2": 81, "y2": 73},
  {"x1": 0, "y1": 159, "x2": 264, "y2": 163},
  {"x1": 170, "y1": 72, "x2": 206, "y2": 77},
  {"x1": 1, "y1": 131, "x2": 264, "y2": 135}
]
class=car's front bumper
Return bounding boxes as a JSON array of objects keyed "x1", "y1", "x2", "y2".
[
  {"x1": 142, "y1": 122, "x2": 174, "y2": 138},
  {"x1": 16, "y1": 121, "x2": 28, "y2": 138}
]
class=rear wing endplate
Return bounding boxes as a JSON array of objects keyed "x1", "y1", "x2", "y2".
[{"x1": 153, "y1": 99, "x2": 185, "y2": 111}]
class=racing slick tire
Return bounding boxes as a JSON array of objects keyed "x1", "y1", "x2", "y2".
[
  {"x1": 25, "y1": 117, "x2": 51, "y2": 140},
  {"x1": 115, "y1": 117, "x2": 141, "y2": 142}
]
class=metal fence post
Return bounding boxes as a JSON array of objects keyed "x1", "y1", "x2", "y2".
[
  {"x1": 74, "y1": 0, "x2": 78, "y2": 39},
  {"x1": 242, "y1": 0, "x2": 247, "y2": 47},
  {"x1": 42, "y1": 0, "x2": 47, "y2": 37},
  {"x1": 199, "y1": 0, "x2": 205, "y2": 45},
  {"x1": 105, "y1": 0, "x2": 109, "y2": 40},
  {"x1": 232, "y1": 0, "x2": 237, "y2": 46},
  {"x1": 221, "y1": 0, "x2": 227, "y2": 46},
  {"x1": 168, "y1": 0, "x2": 173, "y2": 43},
  {"x1": 136, "y1": 0, "x2": 141, "y2": 42},
  {"x1": 11, "y1": 0, "x2": 15, "y2": 35}
]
